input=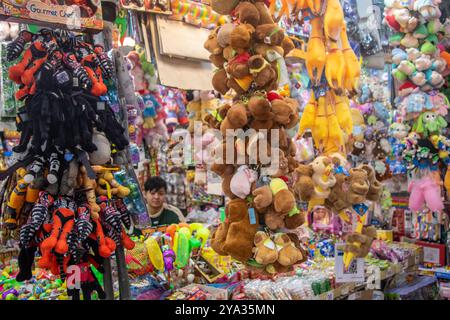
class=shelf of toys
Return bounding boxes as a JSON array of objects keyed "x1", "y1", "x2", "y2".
[{"x1": 381, "y1": 0, "x2": 450, "y2": 273}]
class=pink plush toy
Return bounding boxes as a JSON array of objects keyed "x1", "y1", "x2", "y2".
[
  {"x1": 408, "y1": 175, "x2": 444, "y2": 212},
  {"x1": 194, "y1": 132, "x2": 220, "y2": 164},
  {"x1": 230, "y1": 165, "x2": 258, "y2": 199}
]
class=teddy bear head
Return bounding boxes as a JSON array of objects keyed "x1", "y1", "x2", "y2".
[{"x1": 253, "y1": 231, "x2": 278, "y2": 265}]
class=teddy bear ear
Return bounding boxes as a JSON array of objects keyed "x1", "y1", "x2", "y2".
[{"x1": 254, "y1": 231, "x2": 268, "y2": 246}]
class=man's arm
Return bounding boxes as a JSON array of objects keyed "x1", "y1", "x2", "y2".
[{"x1": 166, "y1": 204, "x2": 186, "y2": 223}]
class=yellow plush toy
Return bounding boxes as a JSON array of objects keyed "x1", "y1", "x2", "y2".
[
  {"x1": 341, "y1": 24, "x2": 361, "y2": 95},
  {"x1": 325, "y1": 41, "x2": 345, "y2": 91},
  {"x1": 306, "y1": 17, "x2": 326, "y2": 86},
  {"x1": 324, "y1": 0, "x2": 344, "y2": 41},
  {"x1": 94, "y1": 166, "x2": 130, "y2": 199},
  {"x1": 298, "y1": 95, "x2": 317, "y2": 136},
  {"x1": 333, "y1": 93, "x2": 353, "y2": 136}
]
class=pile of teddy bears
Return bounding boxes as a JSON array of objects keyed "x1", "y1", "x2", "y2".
[
  {"x1": 205, "y1": 0, "x2": 380, "y2": 272},
  {"x1": 203, "y1": 0, "x2": 306, "y2": 271}
]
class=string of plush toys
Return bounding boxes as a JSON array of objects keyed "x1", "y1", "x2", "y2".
[{"x1": 0, "y1": 28, "x2": 136, "y2": 299}]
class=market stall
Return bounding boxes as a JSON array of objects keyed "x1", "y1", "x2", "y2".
[{"x1": 0, "y1": 0, "x2": 449, "y2": 301}]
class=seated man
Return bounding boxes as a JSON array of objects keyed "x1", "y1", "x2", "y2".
[{"x1": 144, "y1": 176, "x2": 186, "y2": 227}]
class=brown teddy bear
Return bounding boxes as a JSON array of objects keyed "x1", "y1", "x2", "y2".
[
  {"x1": 255, "y1": 24, "x2": 285, "y2": 46},
  {"x1": 248, "y1": 55, "x2": 278, "y2": 89},
  {"x1": 264, "y1": 205, "x2": 286, "y2": 230},
  {"x1": 212, "y1": 68, "x2": 230, "y2": 95},
  {"x1": 347, "y1": 167, "x2": 370, "y2": 204},
  {"x1": 252, "y1": 185, "x2": 273, "y2": 211},
  {"x1": 248, "y1": 93, "x2": 274, "y2": 121},
  {"x1": 230, "y1": 23, "x2": 255, "y2": 54},
  {"x1": 210, "y1": 53, "x2": 227, "y2": 68},
  {"x1": 254, "y1": 0, "x2": 275, "y2": 24},
  {"x1": 217, "y1": 23, "x2": 236, "y2": 48},
  {"x1": 211, "y1": 223, "x2": 229, "y2": 256},
  {"x1": 253, "y1": 231, "x2": 278, "y2": 265},
  {"x1": 281, "y1": 36, "x2": 295, "y2": 57},
  {"x1": 220, "y1": 102, "x2": 249, "y2": 135},
  {"x1": 226, "y1": 52, "x2": 251, "y2": 79},
  {"x1": 271, "y1": 98, "x2": 294, "y2": 126},
  {"x1": 274, "y1": 233, "x2": 305, "y2": 267},
  {"x1": 285, "y1": 98, "x2": 300, "y2": 129},
  {"x1": 233, "y1": 1, "x2": 261, "y2": 27},
  {"x1": 222, "y1": 198, "x2": 259, "y2": 262},
  {"x1": 284, "y1": 211, "x2": 306, "y2": 230},
  {"x1": 254, "y1": 43, "x2": 284, "y2": 58},
  {"x1": 325, "y1": 172, "x2": 350, "y2": 213},
  {"x1": 293, "y1": 164, "x2": 314, "y2": 201},
  {"x1": 204, "y1": 104, "x2": 230, "y2": 130},
  {"x1": 204, "y1": 27, "x2": 223, "y2": 55},
  {"x1": 222, "y1": 46, "x2": 236, "y2": 61},
  {"x1": 270, "y1": 178, "x2": 296, "y2": 214},
  {"x1": 360, "y1": 164, "x2": 383, "y2": 201},
  {"x1": 344, "y1": 226, "x2": 377, "y2": 258}
]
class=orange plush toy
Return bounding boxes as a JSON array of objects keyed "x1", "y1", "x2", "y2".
[
  {"x1": 8, "y1": 41, "x2": 47, "y2": 85},
  {"x1": 39, "y1": 207, "x2": 75, "y2": 269}
]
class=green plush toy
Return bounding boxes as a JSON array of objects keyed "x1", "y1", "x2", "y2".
[{"x1": 413, "y1": 111, "x2": 448, "y2": 137}]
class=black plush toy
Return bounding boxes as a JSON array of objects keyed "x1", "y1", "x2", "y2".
[{"x1": 2, "y1": 29, "x2": 129, "y2": 189}]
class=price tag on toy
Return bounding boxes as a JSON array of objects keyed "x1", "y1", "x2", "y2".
[{"x1": 326, "y1": 291, "x2": 334, "y2": 300}]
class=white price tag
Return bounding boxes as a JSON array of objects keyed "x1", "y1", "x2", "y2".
[
  {"x1": 326, "y1": 291, "x2": 334, "y2": 300},
  {"x1": 415, "y1": 253, "x2": 420, "y2": 265}
]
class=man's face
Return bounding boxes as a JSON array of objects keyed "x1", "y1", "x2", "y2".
[{"x1": 146, "y1": 188, "x2": 166, "y2": 209}]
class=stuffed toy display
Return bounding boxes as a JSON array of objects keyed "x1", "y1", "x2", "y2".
[
  {"x1": 290, "y1": 2, "x2": 360, "y2": 156},
  {"x1": 15, "y1": 166, "x2": 135, "y2": 285},
  {"x1": 0, "y1": 29, "x2": 140, "y2": 299},
  {"x1": 383, "y1": 1, "x2": 449, "y2": 220},
  {"x1": 0, "y1": 29, "x2": 129, "y2": 199},
  {"x1": 206, "y1": 0, "x2": 308, "y2": 271}
]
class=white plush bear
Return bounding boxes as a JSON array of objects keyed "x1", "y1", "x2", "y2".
[{"x1": 0, "y1": 21, "x2": 10, "y2": 42}]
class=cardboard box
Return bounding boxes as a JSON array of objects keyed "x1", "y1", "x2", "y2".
[
  {"x1": 0, "y1": 0, "x2": 103, "y2": 31},
  {"x1": 348, "y1": 290, "x2": 384, "y2": 300}
]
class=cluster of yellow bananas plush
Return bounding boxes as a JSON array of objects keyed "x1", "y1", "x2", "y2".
[
  {"x1": 299, "y1": 91, "x2": 353, "y2": 155},
  {"x1": 270, "y1": 0, "x2": 360, "y2": 155}
]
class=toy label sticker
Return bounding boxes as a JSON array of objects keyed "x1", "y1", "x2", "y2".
[
  {"x1": 335, "y1": 243, "x2": 365, "y2": 283},
  {"x1": 423, "y1": 246, "x2": 440, "y2": 264}
]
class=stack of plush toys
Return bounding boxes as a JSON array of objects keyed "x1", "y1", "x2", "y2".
[
  {"x1": 205, "y1": 0, "x2": 306, "y2": 271},
  {"x1": 288, "y1": 0, "x2": 361, "y2": 156},
  {"x1": 351, "y1": 70, "x2": 394, "y2": 181},
  {"x1": 0, "y1": 29, "x2": 137, "y2": 299},
  {"x1": 0, "y1": 28, "x2": 129, "y2": 229},
  {"x1": 383, "y1": 0, "x2": 450, "y2": 214},
  {"x1": 204, "y1": 0, "x2": 380, "y2": 272}
]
